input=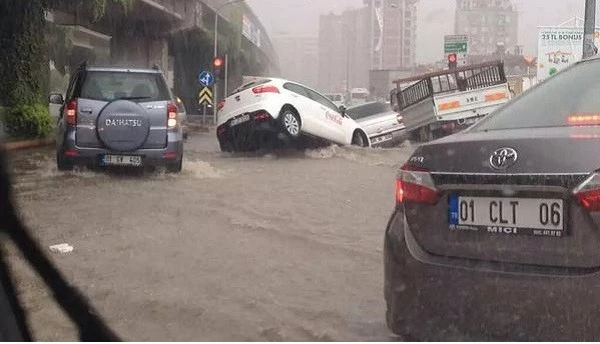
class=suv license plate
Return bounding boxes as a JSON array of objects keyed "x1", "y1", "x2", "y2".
[
  {"x1": 102, "y1": 155, "x2": 142, "y2": 167},
  {"x1": 230, "y1": 114, "x2": 250, "y2": 127}
]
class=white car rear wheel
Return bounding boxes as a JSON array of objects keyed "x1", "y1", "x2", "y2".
[
  {"x1": 281, "y1": 110, "x2": 301, "y2": 138},
  {"x1": 352, "y1": 131, "x2": 368, "y2": 147}
]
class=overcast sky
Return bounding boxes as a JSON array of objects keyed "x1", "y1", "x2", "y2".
[{"x1": 249, "y1": 0, "x2": 593, "y2": 63}]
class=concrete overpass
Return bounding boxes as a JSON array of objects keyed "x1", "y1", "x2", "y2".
[{"x1": 46, "y1": 0, "x2": 280, "y2": 114}]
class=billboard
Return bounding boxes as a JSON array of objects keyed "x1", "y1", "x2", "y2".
[{"x1": 537, "y1": 27, "x2": 600, "y2": 81}]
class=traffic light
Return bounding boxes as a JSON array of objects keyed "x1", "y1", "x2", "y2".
[
  {"x1": 212, "y1": 56, "x2": 225, "y2": 79},
  {"x1": 448, "y1": 53, "x2": 458, "y2": 69}
]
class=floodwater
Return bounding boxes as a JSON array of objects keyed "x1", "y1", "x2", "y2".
[{"x1": 4, "y1": 131, "x2": 413, "y2": 341}]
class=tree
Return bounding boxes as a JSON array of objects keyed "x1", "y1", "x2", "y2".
[{"x1": 0, "y1": 0, "x2": 132, "y2": 107}]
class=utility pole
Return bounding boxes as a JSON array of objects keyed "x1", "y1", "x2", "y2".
[{"x1": 583, "y1": 0, "x2": 597, "y2": 59}]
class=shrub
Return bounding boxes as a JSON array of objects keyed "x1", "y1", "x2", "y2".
[{"x1": 4, "y1": 103, "x2": 53, "y2": 139}]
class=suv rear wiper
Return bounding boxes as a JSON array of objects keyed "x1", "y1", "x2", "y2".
[{"x1": 117, "y1": 96, "x2": 152, "y2": 100}]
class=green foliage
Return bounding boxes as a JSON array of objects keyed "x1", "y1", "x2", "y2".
[
  {"x1": 0, "y1": 0, "x2": 49, "y2": 107},
  {"x1": 4, "y1": 103, "x2": 53, "y2": 139}
]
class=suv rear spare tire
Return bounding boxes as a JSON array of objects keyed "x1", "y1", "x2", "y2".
[{"x1": 97, "y1": 100, "x2": 151, "y2": 152}]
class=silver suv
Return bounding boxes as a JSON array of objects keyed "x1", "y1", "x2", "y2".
[{"x1": 49, "y1": 65, "x2": 184, "y2": 172}]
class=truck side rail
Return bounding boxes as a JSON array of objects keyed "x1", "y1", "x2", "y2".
[{"x1": 392, "y1": 60, "x2": 506, "y2": 111}]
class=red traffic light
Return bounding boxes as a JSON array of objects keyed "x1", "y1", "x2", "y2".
[
  {"x1": 213, "y1": 57, "x2": 224, "y2": 68},
  {"x1": 448, "y1": 53, "x2": 457, "y2": 63}
]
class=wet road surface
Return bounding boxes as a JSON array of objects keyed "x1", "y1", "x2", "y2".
[{"x1": 4, "y1": 131, "x2": 413, "y2": 341}]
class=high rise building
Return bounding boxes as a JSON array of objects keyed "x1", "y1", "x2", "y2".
[
  {"x1": 454, "y1": 0, "x2": 519, "y2": 56},
  {"x1": 318, "y1": 0, "x2": 417, "y2": 93},
  {"x1": 273, "y1": 33, "x2": 319, "y2": 88}
]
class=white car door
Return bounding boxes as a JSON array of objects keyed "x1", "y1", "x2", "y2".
[
  {"x1": 282, "y1": 83, "x2": 323, "y2": 137},
  {"x1": 304, "y1": 88, "x2": 348, "y2": 144}
]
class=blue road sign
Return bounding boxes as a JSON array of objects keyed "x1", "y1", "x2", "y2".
[{"x1": 198, "y1": 71, "x2": 215, "y2": 87}]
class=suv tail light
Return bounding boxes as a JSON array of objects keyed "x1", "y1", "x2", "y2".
[
  {"x1": 252, "y1": 85, "x2": 280, "y2": 94},
  {"x1": 396, "y1": 163, "x2": 439, "y2": 205},
  {"x1": 167, "y1": 103, "x2": 178, "y2": 128},
  {"x1": 66, "y1": 99, "x2": 77, "y2": 126},
  {"x1": 574, "y1": 172, "x2": 600, "y2": 211}
]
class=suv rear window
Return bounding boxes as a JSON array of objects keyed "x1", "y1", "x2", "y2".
[
  {"x1": 474, "y1": 60, "x2": 600, "y2": 131},
  {"x1": 79, "y1": 71, "x2": 170, "y2": 102}
]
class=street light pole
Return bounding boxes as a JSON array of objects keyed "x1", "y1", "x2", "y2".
[
  {"x1": 583, "y1": 0, "x2": 597, "y2": 59},
  {"x1": 213, "y1": 0, "x2": 245, "y2": 124}
]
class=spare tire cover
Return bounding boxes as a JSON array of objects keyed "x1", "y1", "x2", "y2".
[{"x1": 97, "y1": 100, "x2": 151, "y2": 151}]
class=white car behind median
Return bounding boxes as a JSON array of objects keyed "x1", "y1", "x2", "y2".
[{"x1": 216, "y1": 78, "x2": 370, "y2": 152}]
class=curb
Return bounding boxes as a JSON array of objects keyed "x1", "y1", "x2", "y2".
[{"x1": 2, "y1": 137, "x2": 55, "y2": 151}]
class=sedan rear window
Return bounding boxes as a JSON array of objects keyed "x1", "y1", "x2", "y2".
[
  {"x1": 347, "y1": 102, "x2": 392, "y2": 120},
  {"x1": 80, "y1": 71, "x2": 170, "y2": 102},
  {"x1": 473, "y1": 60, "x2": 600, "y2": 131}
]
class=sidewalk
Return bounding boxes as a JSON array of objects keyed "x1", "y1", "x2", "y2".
[{"x1": 1, "y1": 137, "x2": 55, "y2": 151}]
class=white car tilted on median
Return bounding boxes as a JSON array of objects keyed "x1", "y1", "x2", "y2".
[{"x1": 216, "y1": 78, "x2": 370, "y2": 152}]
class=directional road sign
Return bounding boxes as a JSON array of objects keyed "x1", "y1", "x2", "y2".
[
  {"x1": 198, "y1": 87, "x2": 213, "y2": 105},
  {"x1": 198, "y1": 71, "x2": 215, "y2": 87}
]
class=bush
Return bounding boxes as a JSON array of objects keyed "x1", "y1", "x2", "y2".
[{"x1": 4, "y1": 103, "x2": 53, "y2": 139}]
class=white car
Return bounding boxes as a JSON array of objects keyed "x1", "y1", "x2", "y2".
[
  {"x1": 346, "y1": 101, "x2": 407, "y2": 147},
  {"x1": 216, "y1": 78, "x2": 370, "y2": 152}
]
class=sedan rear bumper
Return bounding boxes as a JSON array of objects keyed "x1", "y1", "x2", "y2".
[
  {"x1": 370, "y1": 129, "x2": 408, "y2": 148},
  {"x1": 217, "y1": 114, "x2": 283, "y2": 152},
  {"x1": 384, "y1": 208, "x2": 600, "y2": 341}
]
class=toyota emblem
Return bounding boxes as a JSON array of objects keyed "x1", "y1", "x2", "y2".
[{"x1": 489, "y1": 147, "x2": 518, "y2": 170}]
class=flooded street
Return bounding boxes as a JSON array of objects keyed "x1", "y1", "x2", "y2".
[{"x1": 5, "y1": 131, "x2": 412, "y2": 341}]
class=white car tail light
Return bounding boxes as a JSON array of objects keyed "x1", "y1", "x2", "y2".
[
  {"x1": 217, "y1": 100, "x2": 225, "y2": 110},
  {"x1": 396, "y1": 164, "x2": 440, "y2": 205},
  {"x1": 252, "y1": 85, "x2": 280, "y2": 94},
  {"x1": 573, "y1": 172, "x2": 600, "y2": 211}
]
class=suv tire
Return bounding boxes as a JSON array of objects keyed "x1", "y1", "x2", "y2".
[{"x1": 56, "y1": 151, "x2": 74, "y2": 171}]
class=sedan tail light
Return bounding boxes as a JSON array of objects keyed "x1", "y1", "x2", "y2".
[
  {"x1": 396, "y1": 164, "x2": 440, "y2": 205},
  {"x1": 254, "y1": 111, "x2": 270, "y2": 121},
  {"x1": 252, "y1": 85, "x2": 280, "y2": 94},
  {"x1": 167, "y1": 103, "x2": 178, "y2": 128},
  {"x1": 573, "y1": 172, "x2": 600, "y2": 211},
  {"x1": 66, "y1": 99, "x2": 77, "y2": 126}
]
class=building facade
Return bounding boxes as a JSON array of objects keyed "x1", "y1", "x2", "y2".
[
  {"x1": 318, "y1": 0, "x2": 417, "y2": 94},
  {"x1": 273, "y1": 33, "x2": 319, "y2": 88},
  {"x1": 454, "y1": 0, "x2": 519, "y2": 56}
]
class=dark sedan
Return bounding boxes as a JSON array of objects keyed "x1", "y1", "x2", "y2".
[{"x1": 385, "y1": 57, "x2": 600, "y2": 341}]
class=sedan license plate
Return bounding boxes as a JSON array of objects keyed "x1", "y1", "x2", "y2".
[
  {"x1": 230, "y1": 114, "x2": 250, "y2": 127},
  {"x1": 372, "y1": 133, "x2": 393, "y2": 144},
  {"x1": 448, "y1": 196, "x2": 565, "y2": 237},
  {"x1": 102, "y1": 155, "x2": 142, "y2": 167}
]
